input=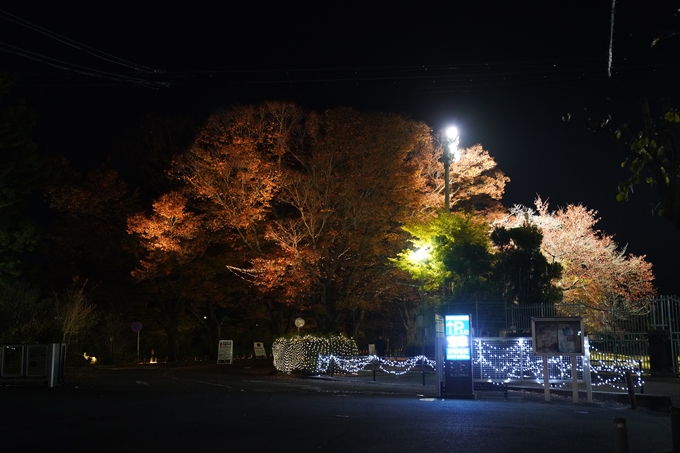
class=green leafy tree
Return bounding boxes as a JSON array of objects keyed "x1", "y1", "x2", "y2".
[
  {"x1": 0, "y1": 280, "x2": 45, "y2": 343},
  {"x1": 0, "y1": 74, "x2": 49, "y2": 279},
  {"x1": 490, "y1": 223, "x2": 563, "y2": 306},
  {"x1": 392, "y1": 211, "x2": 495, "y2": 342},
  {"x1": 587, "y1": 98, "x2": 680, "y2": 230}
]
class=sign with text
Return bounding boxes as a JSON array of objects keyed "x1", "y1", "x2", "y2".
[
  {"x1": 217, "y1": 340, "x2": 233, "y2": 364},
  {"x1": 445, "y1": 314, "x2": 471, "y2": 360},
  {"x1": 531, "y1": 317, "x2": 584, "y2": 356},
  {"x1": 254, "y1": 342, "x2": 267, "y2": 359}
]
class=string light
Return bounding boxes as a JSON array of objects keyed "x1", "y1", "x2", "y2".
[
  {"x1": 471, "y1": 338, "x2": 643, "y2": 391},
  {"x1": 316, "y1": 355, "x2": 436, "y2": 376},
  {"x1": 272, "y1": 334, "x2": 358, "y2": 374},
  {"x1": 273, "y1": 335, "x2": 642, "y2": 390}
]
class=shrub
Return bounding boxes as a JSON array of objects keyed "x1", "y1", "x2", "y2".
[{"x1": 272, "y1": 334, "x2": 358, "y2": 374}]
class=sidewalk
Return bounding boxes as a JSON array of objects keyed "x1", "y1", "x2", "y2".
[{"x1": 306, "y1": 369, "x2": 680, "y2": 412}]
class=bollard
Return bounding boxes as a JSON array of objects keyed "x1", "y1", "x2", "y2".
[
  {"x1": 373, "y1": 359, "x2": 376, "y2": 382},
  {"x1": 613, "y1": 417, "x2": 629, "y2": 453},
  {"x1": 671, "y1": 406, "x2": 680, "y2": 453},
  {"x1": 624, "y1": 370, "x2": 638, "y2": 410}
]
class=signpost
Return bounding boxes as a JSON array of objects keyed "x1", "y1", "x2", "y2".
[
  {"x1": 443, "y1": 314, "x2": 474, "y2": 398},
  {"x1": 294, "y1": 317, "x2": 305, "y2": 335},
  {"x1": 217, "y1": 340, "x2": 233, "y2": 364},
  {"x1": 131, "y1": 322, "x2": 142, "y2": 364},
  {"x1": 531, "y1": 317, "x2": 585, "y2": 402},
  {"x1": 254, "y1": 342, "x2": 267, "y2": 359}
]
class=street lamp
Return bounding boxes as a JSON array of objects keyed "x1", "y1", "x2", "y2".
[
  {"x1": 441, "y1": 126, "x2": 460, "y2": 211},
  {"x1": 412, "y1": 245, "x2": 430, "y2": 385}
]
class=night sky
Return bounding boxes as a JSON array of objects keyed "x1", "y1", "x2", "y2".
[{"x1": 2, "y1": 1, "x2": 679, "y2": 294}]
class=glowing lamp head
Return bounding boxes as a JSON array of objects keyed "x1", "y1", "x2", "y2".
[
  {"x1": 445, "y1": 126, "x2": 461, "y2": 162},
  {"x1": 445, "y1": 126, "x2": 459, "y2": 140},
  {"x1": 412, "y1": 245, "x2": 430, "y2": 263}
]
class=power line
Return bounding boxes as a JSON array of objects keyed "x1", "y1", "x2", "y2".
[
  {"x1": 0, "y1": 41, "x2": 168, "y2": 89},
  {"x1": 0, "y1": 8, "x2": 164, "y2": 76}
]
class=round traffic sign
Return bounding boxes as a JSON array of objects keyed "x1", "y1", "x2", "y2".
[{"x1": 131, "y1": 322, "x2": 142, "y2": 332}]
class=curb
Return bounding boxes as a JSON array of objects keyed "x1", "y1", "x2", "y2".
[{"x1": 509, "y1": 385, "x2": 673, "y2": 412}]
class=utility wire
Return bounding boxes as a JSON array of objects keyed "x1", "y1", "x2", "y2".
[
  {"x1": 0, "y1": 8, "x2": 164, "y2": 76},
  {"x1": 0, "y1": 41, "x2": 169, "y2": 89}
]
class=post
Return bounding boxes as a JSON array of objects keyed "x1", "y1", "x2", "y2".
[
  {"x1": 137, "y1": 330, "x2": 140, "y2": 364},
  {"x1": 584, "y1": 336, "x2": 593, "y2": 403},
  {"x1": 613, "y1": 417, "x2": 629, "y2": 453},
  {"x1": 435, "y1": 336, "x2": 444, "y2": 398},
  {"x1": 543, "y1": 356, "x2": 550, "y2": 402},
  {"x1": 671, "y1": 406, "x2": 680, "y2": 452},
  {"x1": 571, "y1": 357, "x2": 579, "y2": 403},
  {"x1": 420, "y1": 266, "x2": 425, "y2": 386},
  {"x1": 443, "y1": 158, "x2": 451, "y2": 211},
  {"x1": 373, "y1": 358, "x2": 376, "y2": 382},
  {"x1": 625, "y1": 370, "x2": 638, "y2": 410}
]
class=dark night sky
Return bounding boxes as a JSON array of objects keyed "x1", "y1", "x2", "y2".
[{"x1": 1, "y1": 1, "x2": 680, "y2": 294}]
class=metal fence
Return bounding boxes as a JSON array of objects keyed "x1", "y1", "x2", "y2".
[
  {"x1": 504, "y1": 296, "x2": 680, "y2": 374},
  {"x1": 473, "y1": 336, "x2": 642, "y2": 391},
  {"x1": 473, "y1": 337, "x2": 584, "y2": 383}
]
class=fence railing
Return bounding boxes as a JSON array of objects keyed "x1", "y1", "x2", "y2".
[
  {"x1": 305, "y1": 338, "x2": 642, "y2": 390},
  {"x1": 504, "y1": 296, "x2": 680, "y2": 374},
  {"x1": 0, "y1": 344, "x2": 66, "y2": 387},
  {"x1": 474, "y1": 337, "x2": 642, "y2": 391}
]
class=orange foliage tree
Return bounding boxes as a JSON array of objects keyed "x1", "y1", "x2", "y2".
[
  {"x1": 495, "y1": 198, "x2": 656, "y2": 331},
  {"x1": 127, "y1": 192, "x2": 215, "y2": 360},
  {"x1": 137, "y1": 101, "x2": 511, "y2": 345},
  {"x1": 267, "y1": 108, "x2": 433, "y2": 336},
  {"x1": 416, "y1": 142, "x2": 509, "y2": 212}
]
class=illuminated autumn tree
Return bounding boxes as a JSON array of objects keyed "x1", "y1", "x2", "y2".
[
  {"x1": 169, "y1": 102, "x2": 305, "y2": 337},
  {"x1": 164, "y1": 102, "x2": 512, "y2": 343},
  {"x1": 172, "y1": 102, "x2": 298, "y2": 252},
  {"x1": 127, "y1": 192, "x2": 223, "y2": 360},
  {"x1": 495, "y1": 198, "x2": 656, "y2": 331},
  {"x1": 415, "y1": 142, "x2": 509, "y2": 212},
  {"x1": 264, "y1": 108, "x2": 434, "y2": 336}
]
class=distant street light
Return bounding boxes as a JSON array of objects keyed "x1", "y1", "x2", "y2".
[
  {"x1": 442, "y1": 126, "x2": 461, "y2": 211},
  {"x1": 412, "y1": 245, "x2": 430, "y2": 386},
  {"x1": 295, "y1": 317, "x2": 305, "y2": 335}
]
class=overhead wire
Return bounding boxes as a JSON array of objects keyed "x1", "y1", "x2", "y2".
[
  {"x1": 0, "y1": 8, "x2": 168, "y2": 89},
  {"x1": 0, "y1": 8, "x2": 164, "y2": 76},
  {"x1": 0, "y1": 41, "x2": 168, "y2": 89}
]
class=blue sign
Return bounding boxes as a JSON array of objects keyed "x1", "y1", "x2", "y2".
[{"x1": 445, "y1": 315, "x2": 470, "y2": 360}]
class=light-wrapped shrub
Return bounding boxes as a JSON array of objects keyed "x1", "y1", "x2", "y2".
[{"x1": 272, "y1": 334, "x2": 358, "y2": 374}]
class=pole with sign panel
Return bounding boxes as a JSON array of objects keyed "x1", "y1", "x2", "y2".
[
  {"x1": 531, "y1": 317, "x2": 585, "y2": 403},
  {"x1": 131, "y1": 322, "x2": 142, "y2": 363},
  {"x1": 443, "y1": 314, "x2": 474, "y2": 398},
  {"x1": 294, "y1": 317, "x2": 305, "y2": 335}
]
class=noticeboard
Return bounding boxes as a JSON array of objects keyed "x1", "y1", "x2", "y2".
[{"x1": 531, "y1": 317, "x2": 584, "y2": 356}]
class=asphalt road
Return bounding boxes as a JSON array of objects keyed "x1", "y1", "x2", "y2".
[{"x1": 0, "y1": 364, "x2": 673, "y2": 452}]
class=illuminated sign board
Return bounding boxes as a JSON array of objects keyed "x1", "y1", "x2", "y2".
[{"x1": 445, "y1": 314, "x2": 471, "y2": 360}]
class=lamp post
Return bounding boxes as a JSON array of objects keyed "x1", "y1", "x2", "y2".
[
  {"x1": 441, "y1": 126, "x2": 460, "y2": 211},
  {"x1": 412, "y1": 246, "x2": 430, "y2": 386}
]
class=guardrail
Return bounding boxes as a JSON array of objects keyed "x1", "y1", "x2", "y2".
[{"x1": 0, "y1": 344, "x2": 66, "y2": 387}]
